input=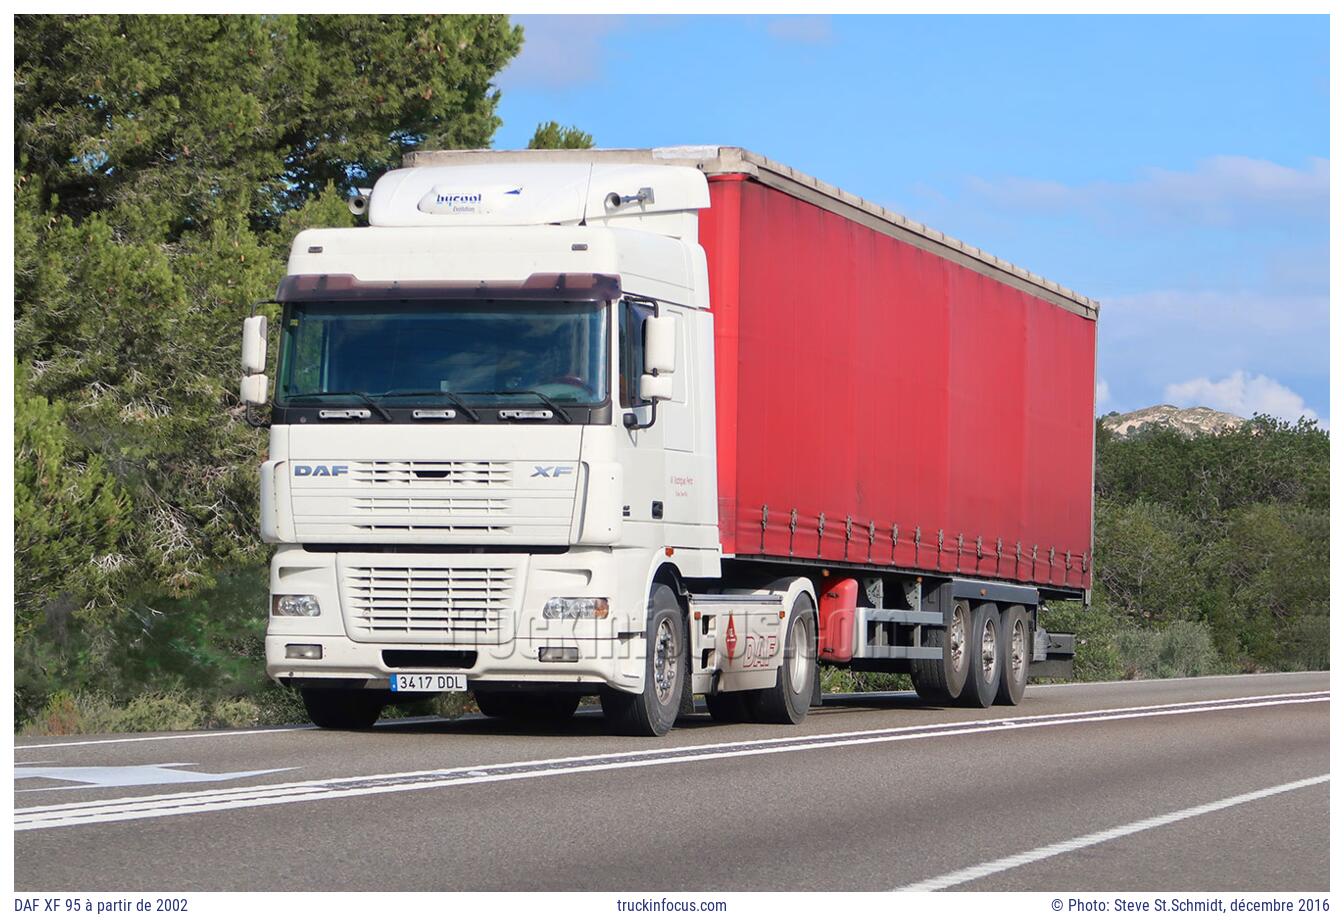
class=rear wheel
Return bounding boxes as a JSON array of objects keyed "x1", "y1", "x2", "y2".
[
  {"x1": 601, "y1": 584, "x2": 687, "y2": 736},
  {"x1": 746, "y1": 593, "x2": 816, "y2": 725},
  {"x1": 956, "y1": 602, "x2": 1000, "y2": 708},
  {"x1": 300, "y1": 687, "x2": 386, "y2": 730},
  {"x1": 995, "y1": 605, "x2": 1031, "y2": 706},
  {"x1": 474, "y1": 689, "x2": 582, "y2": 723},
  {"x1": 911, "y1": 596, "x2": 971, "y2": 704}
]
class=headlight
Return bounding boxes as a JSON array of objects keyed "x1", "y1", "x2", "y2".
[
  {"x1": 272, "y1": 594, "x2": 321, "y2": 617},
  {"x1": 542, "y1": 597, "x2": 610, "y2": 619}
]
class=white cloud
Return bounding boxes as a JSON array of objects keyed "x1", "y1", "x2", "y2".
[
  {"x1": 495, "y1": 15, "x2": 629, "y2": 90},
  {"x1": 1135, "y1": 156, "x2": 1328, "y2": 227},
  {"x1": 1163, "y1": 371, "x2": 1321, "y2": 424},
  {"x1": 1095, "y1": 378, "x2": 1111, "y2": 411},
  {"x1": 966, "y1": 156, "x2": 1328, "y2": 229}
]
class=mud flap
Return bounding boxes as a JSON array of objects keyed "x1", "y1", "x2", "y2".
[{"x1": 1028, "y1": 631, "x2": 1076, "y2": 680}]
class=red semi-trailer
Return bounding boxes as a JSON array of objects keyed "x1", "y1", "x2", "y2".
[
  {"x1": 702, "y1": 167, "x2": 1097, "y2": 590},
  {"x1": 256, "y1": 146, "x2": 1093, "y2": 735}
]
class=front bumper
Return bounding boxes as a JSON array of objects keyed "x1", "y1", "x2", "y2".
[{"x1": 264, "y1": 545, "x2": 649, "y2": 693}]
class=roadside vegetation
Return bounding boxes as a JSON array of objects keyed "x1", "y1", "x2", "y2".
[{"x1": 13, "y1": 16, "x2": 1328, "y2": 734}]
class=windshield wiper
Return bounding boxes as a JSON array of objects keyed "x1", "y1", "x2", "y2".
[
  {"x1": 284, "y1": 390, "x2": 392, "y2": 422},
  {"x1": 463, "y1": 390, "x2": 573, "y2": 423},
  {"x1": 375, "y1": 389, "x2": 480, "y2": 422}
]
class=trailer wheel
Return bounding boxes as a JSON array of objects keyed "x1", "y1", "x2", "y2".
[
  {"x1": 705, "y1": 691, "x2": 754, "y2": 723},
  {"x1": 746, "y1": 593, "x2": 816, "y2": 724},
  {"x1": 300, "y1": 687, "x2": 386, "y2": 730},
  {"x1": 956, "y1": 602, "x2": 1001, "y2": 708},
  {"x1": 911, "y1": 597, "x2": 971, "y2": 704},
  {"x1": 601, "y1": 584, "x2": 687, "y2": 736},
  {"x1": 474, "y1": 689, "x2": 582, "y2": 723},
  {"x1": 996, "y1": 605, "x2": 1031, "y2": 706}
]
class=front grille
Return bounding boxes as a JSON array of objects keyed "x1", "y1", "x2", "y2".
[
  {"x1": 343, "y1": 564, "x2": 515, "y2": 643},
  {"x1": 353, "y1": 524, "x2": 512, "y2": 533},
  {"x1": 352, "y1": 496, "x2": 509, "y2": 514},
  {"x1": 348, "y1": 460, "x2": 510, "y2": 487}
]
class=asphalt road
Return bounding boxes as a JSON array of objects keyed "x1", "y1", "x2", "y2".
[{"x1": 13, "y1": 672, "x2": 1330, "y2": 891}]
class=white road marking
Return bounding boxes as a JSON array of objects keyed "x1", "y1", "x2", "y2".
[
  {"x1": 14, "y1": 725, "x2": 315, "y2": 751},
  {"x1": 897, "y1": 774, "x2": 1331, "y2": 891},
  {"x1": 11, "y1": 714, "x2": 457, "y2": 752},
  {"x1": 14, "y1": 690, "x2": 1327, "y2": 832},
  {"x1": 15, "y1": 763, "x2": 295, "y2": 792}
]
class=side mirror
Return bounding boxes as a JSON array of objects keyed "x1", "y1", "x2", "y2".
[
  {"x1": 643, "y1": 315, "x2": 676, "y2": 375},
  {"x1": 639, "y1": 373, "x2": 672, "y2": 403},
  {"x1": 242, "y1": 315, "x2": 268, "y2": 374},
  {"x1": 240, "y1": 373, "x2": 269, "y2": 406}
]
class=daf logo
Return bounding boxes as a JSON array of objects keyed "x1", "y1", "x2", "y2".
[
  {"x1": 294, "y1": 464, "x2": 349, "y2": 477},
  {"x1": 531, "y1": 465, "x2": 575, "y2": 478}
]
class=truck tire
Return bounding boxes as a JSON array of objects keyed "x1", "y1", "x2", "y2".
[
  {"x1": 996, "y1": 605, "x2": 1031, "y2": 706},
  {"x1": 601, "y1": 584, "x2": 687, "y2": 736},
  {"x1": 956, "y1": 601, "x2": 1000, "y2": 708},
  {"x1": 911, "y1": 596, "x2": 971, "y2": 705},
  {"x1": 300, "y1": 687, "x2": 386, "y2": 730},
  {"x1": 746, "y1": 593, "x2": 817, "y2": 724},
  {"x1": 474, "y1": 689, "x2": 582, "y2": 723},
  {"x1": 705, "y1": 691, "x2": 753, "y2": 723}
]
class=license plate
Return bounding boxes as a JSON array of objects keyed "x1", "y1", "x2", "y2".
[{"x1": 389, "y1": 673, "x2": 468, "y2": 693}]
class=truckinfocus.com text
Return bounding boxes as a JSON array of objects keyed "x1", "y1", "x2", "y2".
[{"x1": 615, "y1": 898, "x2": 729, "y2": 912}]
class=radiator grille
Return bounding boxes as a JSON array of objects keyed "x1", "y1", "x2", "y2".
[
  {"x1": 344, "y1": 564, "x2": 515, "y2": 642},
  {"x1": 348, "y1": 461, "x2": 510, "y2": 487},
  {"x1": 352, "y1": 496, "x2": 510, "y2": 514}
]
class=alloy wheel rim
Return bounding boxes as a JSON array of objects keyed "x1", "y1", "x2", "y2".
[
  {"x1": 981, "y1": 617, "x2": 998, "y2": 683},
  {"x1": 949, "y1": 605, "x2": 967, "y2": 674},
  {"x1": 1011, "y1": 618, "x2": 1027, "y2": 682},
  {"x1": 653, "y1": 618, "x2": 677, "y2": 705},
  {"x1": 787, "y1": 615, "x2": 809, "y2": 694}
]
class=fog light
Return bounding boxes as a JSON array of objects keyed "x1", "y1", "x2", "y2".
[
  {"x1": 272, "y1": 594, "x2": 321, "y2": 617},
  {"x1": 285, "y1": 644, "x2": 323, "y2": 660},
  {"x1": 539, "y1": 646, "x2": 580, "y2": 662},
  {"x1": 542, "y1": 597, "x2": 609, "y2": 619}
]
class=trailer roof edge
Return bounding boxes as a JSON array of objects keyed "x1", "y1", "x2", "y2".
[{"x1": 405, "y1": 146, "x2": 1101, "y2": 320}]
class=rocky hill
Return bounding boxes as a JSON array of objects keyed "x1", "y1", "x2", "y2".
[{"x1": 1102, "y1": 404, "x2": 1247, "y2": 439}]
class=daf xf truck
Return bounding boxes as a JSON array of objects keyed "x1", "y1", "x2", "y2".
[{"x1": 241, "y1": 147, "x2": 1093, "y2": 736}]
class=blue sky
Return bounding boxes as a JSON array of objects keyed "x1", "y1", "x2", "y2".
[{"x1": 491, "y1": 14, "x2": 1330, "y2": 425}]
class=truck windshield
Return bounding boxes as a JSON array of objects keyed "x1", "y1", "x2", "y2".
[{"x1": 274, "y1": 300, "x2": 609, "y2": 410}]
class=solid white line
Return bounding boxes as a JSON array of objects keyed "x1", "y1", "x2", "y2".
[
  {"x1": 13, "y1": 725, "x2": 315, "y2": 750},
  {"x1": 1029, "y1": 671, "x2": 1329, "y2": 690},
  {"x1": 14, "y1": 692, "x2": 1328, "y2": 831},
  {"x1": 897, "y1": 774, "x2": 1331, "y2": 892}
]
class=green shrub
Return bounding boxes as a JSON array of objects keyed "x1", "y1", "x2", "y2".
[
  {"x1": 1115, "y1": 621, "x2": 1222, "y2": 680},
  {"x1": 1036, "y1": 599, "x2": 1124, "y2": 682},
  {"x1": 100, "y1": 692, "x2": 205, "y2": 733},
  {"x1": 208, "y1": 698, "x2": 262, "y2": 729},
  {"x1": 1279, "y1": 615, "x2": 1330, "y2": 672},
  {"x1": 820, "y1": 666, "x2": 911, "y2": 694}
]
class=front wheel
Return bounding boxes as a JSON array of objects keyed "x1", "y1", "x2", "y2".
[
  {"x1": 746, "y1": 593, "x2": 817, "y2": 725},
  {"x1": 601, "y1": 584, "x2": 688, "y2": 736},
  {"x1": 300, "y1": 687, "x2": 386, "y2": 730}
]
